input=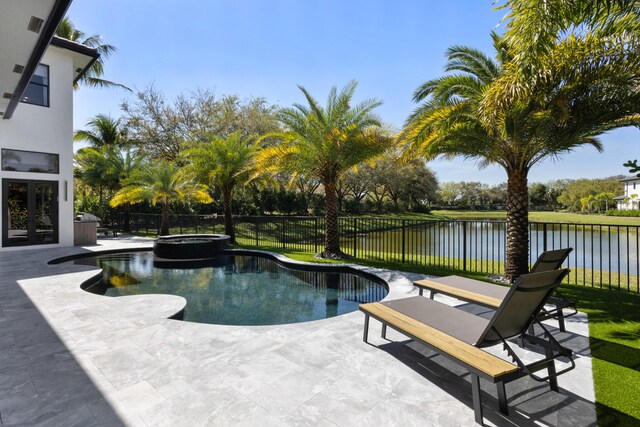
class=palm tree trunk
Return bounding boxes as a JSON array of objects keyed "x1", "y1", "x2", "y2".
[
  {"x1": 160, "y1": 202, "x2": 170, "y2": 236},
  {"x1": 505, "y1": 169, "x2": 529, "y2": 281},
  {"x1": 98, "y1": 186, "x2": 103, "y2": 218},
  {"x1": 223, "y1": 188, "x2": 236, "y2": 244},
  {"x1": 323, "y1": 180, "x2": 343, "y2": 258}
]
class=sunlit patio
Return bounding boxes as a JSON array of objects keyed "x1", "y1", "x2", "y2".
[{"x1": 0, "y1": 238, "x2": 596, "y2": 426}]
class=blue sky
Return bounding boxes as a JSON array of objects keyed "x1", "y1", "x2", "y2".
[{"x1": 67, "y1": 0, "x2": 638, "y2": 185}]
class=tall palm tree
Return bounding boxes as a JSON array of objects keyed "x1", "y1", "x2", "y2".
[
  {"x1": 110, "y1": 162, "x2": 212, "y2": 235},
  {"x1": 106, "y1": 148, "x2": 143, "y2": 231},
  {"x1": 55, "y1": 17, "x2": 130, "y2": 90},
  {"x1": 401, "y1": 35, "x2": 614, "y2": 280},
  {"x1": 73, "y1": 114, "x2": 125, "y2": 148},
  {"x1": 182, "y1": 132, "x2": 260, "y2": 243},
  {"x1": 74, "y1": 114, "x2": 128, "y2": 220},
  {"x1": 257, "y1": 81, "x2": 392, "y2": 258}
]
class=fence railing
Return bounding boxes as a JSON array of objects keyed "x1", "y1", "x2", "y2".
[{"x1": 116, "y1": 213, "x2": 640, "y2": 293}]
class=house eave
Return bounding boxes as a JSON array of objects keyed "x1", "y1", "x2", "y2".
[{"x1": 3, "y1": 0, "x2": 73, "y2": 120}]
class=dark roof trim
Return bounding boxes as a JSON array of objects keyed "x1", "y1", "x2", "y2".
[
  {"x1": 4, "y1": 0, "x2": 73, "y2": 120},
  {"x1": 50, "y1": 36, "x2": 99, "y2": 84},
  {"x1": 620, "y1": 176, "x2": 640, "y2": 182}
]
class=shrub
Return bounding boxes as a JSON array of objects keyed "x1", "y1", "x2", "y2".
[{"x1": 604, "y1": 209, "x2": 640, "y2": 217}]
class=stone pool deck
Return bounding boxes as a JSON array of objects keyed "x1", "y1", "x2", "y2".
[{"x1": 0, "y1": 238, "x2": 596, "y2": 426}]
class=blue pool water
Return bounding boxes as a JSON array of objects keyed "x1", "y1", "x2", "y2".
[{"x1": 79, "y1": 252, "x2": 388, "y2": 326}]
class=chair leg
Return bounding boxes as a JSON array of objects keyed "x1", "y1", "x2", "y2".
[
  {"x1": 381, "y1": 324, "x2": 387, "y2": 339},
  {"x1": 418, "y1": 288, "x2": 424, "y2": 296},
  {"x1": 363, "y1": 315, "x2": 370, "y2": 343},
  {"x1": 556, "y1": 306, "x2": 566, "y2": 332},
  {"x1": 471, "y1": 373, "x2": 484, "y2": 425},
  {"x1": 429, "y1": 290, "x2": 435, "y2": 300},
  {"x1": 497, "y1": 382, "x2": 508, "y2": 415},
  {"x1": 545, "y1": 347, "x2": 559, "y2": 392}
]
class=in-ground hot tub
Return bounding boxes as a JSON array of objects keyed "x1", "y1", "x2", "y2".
[{"x1": 153, "y1": 234, "x2": 231, "y2": 260}]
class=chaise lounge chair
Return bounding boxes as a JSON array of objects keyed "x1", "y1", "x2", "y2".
[
  {"x1": 414, "y1": 248, "x2": 576, "y2": 331},
  {"x1": 360, "y1": 268, "x2": 575, "y2": 426}
]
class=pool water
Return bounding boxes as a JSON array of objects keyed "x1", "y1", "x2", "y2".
[{"x1": 79, "y1": 252, "x2": 388, "y2": 326}]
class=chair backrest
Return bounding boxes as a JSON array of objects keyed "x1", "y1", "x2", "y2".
[
  {"x1": 475, "y1": 268, "x2": 570, "y2": 347},
  {"x1": 530, "y1": 248, "x2": 573, "y2": 273}
]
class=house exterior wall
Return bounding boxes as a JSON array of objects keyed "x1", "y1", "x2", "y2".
[
  {"x1": 617, "y1": 179, "x2": 640, "y2": 210},
  {"x1": 0, "y1": 46, "x2": 75, "y2": 251}
]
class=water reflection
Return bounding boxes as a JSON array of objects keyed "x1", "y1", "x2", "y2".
[{"x1": 78, "y1": 252, "x2": 387, "y2": 326}]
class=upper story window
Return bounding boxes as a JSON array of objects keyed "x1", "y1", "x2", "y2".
[{"x1": 20, "y1": 64, "x2": 49, "y2": 107}]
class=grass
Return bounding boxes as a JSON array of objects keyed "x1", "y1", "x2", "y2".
[
  {"x1": 236, "y1": 244, "x2": 640, "y2": 426},
  {"x1": 431, "y1": 210, "x2": 640, "y2": 226}
]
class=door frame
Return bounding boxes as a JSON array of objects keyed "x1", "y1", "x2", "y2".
[{"x1": 2, "y1": 178, "x2": 59, "y2": 247}]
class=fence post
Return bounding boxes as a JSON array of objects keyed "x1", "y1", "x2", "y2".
[
  {"x1": 255, "y1": 217, "x2": 259, "y2": 246},
  {"x1": 463, "y1": 221, "x2": 468, "y2": 271},
  {"x1": 401, "y1": 219, "x2": 406, "y2": 263},
  {"x1": 543, "y1": 223, "x2": 548, "y2": 251},
  {"x1": 315, "y1": 217, "x2": 319, "y2": 253},
  {"x1": 282, "y1": 216, "x2": 286, "y2": 249},
  {"x1": 353, "y1": 217, "x2": 358, "y2": 258}
]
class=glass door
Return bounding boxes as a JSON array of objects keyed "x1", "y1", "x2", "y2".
[{"x1": 2, "y1": 179, "x2": 58, "y2": 247}]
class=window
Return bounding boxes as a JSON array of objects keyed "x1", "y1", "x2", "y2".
[
  {"x1": 21, "y1": 64, "x2": 49, "y2": 107},
  {"x1": 1, "y1": 149, "x2": 59, "y2": 174}
]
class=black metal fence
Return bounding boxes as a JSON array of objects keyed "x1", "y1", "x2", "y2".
[{"x1": 116, "y1": 213, "x2": 640, "y2": 293}]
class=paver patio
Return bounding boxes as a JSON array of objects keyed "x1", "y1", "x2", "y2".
[{"x1": 0, "y1": 238, "x2": 596, "y2": 426}]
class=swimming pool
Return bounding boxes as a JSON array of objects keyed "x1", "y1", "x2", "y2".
[{"x1": 77, "y1": 251, "x2": 388, "y2": 326}]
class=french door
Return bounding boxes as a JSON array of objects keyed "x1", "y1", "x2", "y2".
[{"x1": 2, "y1": 179, "x2": 58, "y2": 247}]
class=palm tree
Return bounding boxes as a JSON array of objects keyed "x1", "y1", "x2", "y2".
[
  {"x1": 107, "y1": 148, "x2": 143, "y2": 231},
  {"x1": 182, "y1": 132, "x2": 260, "y2": 243},
  {"x1": 55, "y1": 17, "x2": 130, "y2": 90},
  {"x1": 257, "y1": 81, "x2": 392, "y2": 258},
  {"x1": 401, "y1": 35, "x2": 611, "y2": 281},
  {"x1": 73, "y1": 114, "x2": 125, "y2": 148},
  {"x1": 74, "y1": 147, "x2": 112, "y2": 217},
  {"x1": 110, "y1": 162, "x2": 212, "y2": 235},
  {"x1": 74, "y1": 114, "x2": 128, "y2": 220}
]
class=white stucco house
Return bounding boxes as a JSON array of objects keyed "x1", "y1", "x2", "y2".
[
  {"x1": 0, "y1": 0, "x2": 98, "y2": 251},
  {"x1": 614, "y1": 176, "x2": 640, "y2": 210}
]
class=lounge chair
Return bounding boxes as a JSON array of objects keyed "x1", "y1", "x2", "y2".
[
  {"x1": 414, "y1": 248, "x2": 576, "y2": 331},
  {"x1": 360, "y1": 268, "x2": 575, "y2": 426}
]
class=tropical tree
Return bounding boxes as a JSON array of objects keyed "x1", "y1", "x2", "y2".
[
  {"x1": 401, "y1": 34, "x2": 614, "y2": 280},
  {"x1": 75, "y1": 147, "x2": 112, "y2": 216},
  {"x1": 107, "y1": 148, "x2": 143, "y2": 231},
  {"x1": 257, "y1": 81, "x2": 392, "y2": 258},
  {"x1": 182, "y1": 132, "x2": 260, "y2": 243},
  {"x1": 55, "y1": 17, "x2": 130, "y2": 90},
  {"x1": 73, "y1": 114, "x2": 126, "y2": 148},
  {"x1": 580, "y1": 195, "x2": 598, "y2": 213},
  {"x1": 595, "y1": 192, "x2": 615, "y2": 212},
  {"x1": 487, "y1": 0, "x2": 640, "y2": 117},
  {"x1": 110, "y1": 162, "x2": 212, "y2": 235}
]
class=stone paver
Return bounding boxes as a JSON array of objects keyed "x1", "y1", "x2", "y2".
[{"x1": 0, "y1": 238, "x2": 596, "y2": 426}]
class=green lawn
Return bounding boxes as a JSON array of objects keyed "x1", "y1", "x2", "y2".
[
  {"x1": 431, "y1": 210, "x2": 640, "y2": 226},
  {"x1": 238, "y1": 245, "x2": 640, "y2": 426}
]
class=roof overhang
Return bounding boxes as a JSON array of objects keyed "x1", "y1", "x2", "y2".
[
  {"x1": 0, "y1": 0, "x2": 75, "y2": 119},
  {"x1": 50, "y1": 36, "x2": 99, "y2": 85}
]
